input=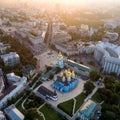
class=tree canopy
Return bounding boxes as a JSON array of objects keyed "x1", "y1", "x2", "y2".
[
  {"x1": 84, "y1": 81, "x2": 95, "y2": 95},
  {"x1": 89, "y1": 69, "x2": 99, "y2": 81}
]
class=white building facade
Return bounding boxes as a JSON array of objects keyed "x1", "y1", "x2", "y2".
[
  {"x1": 94, "y1": 42, "x2": 120, "y2": 76},
  {"x1": 0, "y1": 111, "x2": 6, "y2": 120},
  {"x1": 103, "y1": 57, "x2": 120, "y2": 75},
  {"x1": 0, "y1": 77, "x2": 27, "y2": 109},
  {"x1": 0, "y1": 77, "x2": 5, "y2": 94},
  {"x1": 1, "y1": 52, "x2": 20, "y2": 67}
]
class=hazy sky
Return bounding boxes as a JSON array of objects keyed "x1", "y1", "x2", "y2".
[{"x1": 0, "y1": 0, "x2": 119, "y2": 6}]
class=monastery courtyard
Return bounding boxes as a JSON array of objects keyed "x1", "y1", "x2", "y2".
[{"x1": 36, "y1": 76, "x2": 86, "y2": 107}]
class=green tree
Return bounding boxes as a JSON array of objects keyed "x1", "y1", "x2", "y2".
[
  {"x1": 110, "y1": 93, "x2": 119, "y2": 105},
  {"x1": 103, "y1": 111, "x2": 116, "y2": 120},
  {"x1": 84, "y1": 81, "x2": 95, "y2": 95},
  {"x1": 45, "y1": 65, "x2": 52, "y2": 71},
  {"x1": 55, "y1": 67, "x2": 62, "y2": 74},
  {"x1": 104, "y1": 75, "x2": 115, "y2": 91},
  {"x1": 25, "y1": 109, "x2": 40, "y2": 120},
  {"x1": 89, "y1": 69, "x2": 99, "y2": 81},
  {"x1": 49, "y1": 74, "x2": 54, "y2": 80},
  {"x1": 115, "y1": 81, "x2": 120, "y2": 93}
]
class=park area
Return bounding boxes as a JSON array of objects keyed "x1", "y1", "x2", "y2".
[
  {"x1": 14, "y1": 93, "x2": 66, "y2": 120},
  {"x1": 58, "y1": 92, "x2": 86, "y2": 116}
]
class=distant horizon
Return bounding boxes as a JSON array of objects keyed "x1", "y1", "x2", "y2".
[{"x1": 0, "y1": 0, "x2": 120, "y2": 5}]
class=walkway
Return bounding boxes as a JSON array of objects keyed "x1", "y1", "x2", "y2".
[
  {"x1": 85, "y1": 81, "x2": 104, "y2": 102},
  {"x1": 21, "y1": 97, "x2": 28, "y2": 110},
  {"x1": 14, "y1": 94, "x2": 26, "y2": 106},
  {"x1": 21, "y1": 95, "x2": 46, "y2": 120},
  {"x1": 37, "y1": 103, "x2": 46, "y2": 120},
  {"x1": 84, "y1": 87, "x2": 98, "y2": 102},
  {"x1": 72, "y1": 98, "x2": 76, "y2": 115}
]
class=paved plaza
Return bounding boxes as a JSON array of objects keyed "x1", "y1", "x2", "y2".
[
  {"x1": 35, "y1": 76, "x2": 86, "y2": 107},
  {"x1": 35, "y1": 50, "x2": 58, "y2": 71}
]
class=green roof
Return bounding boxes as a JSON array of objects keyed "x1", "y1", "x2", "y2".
[
  {"x1": 80, "y1": 100, "x2": 97, "y2": 118},
  {"x1": 65, "y1": 60, "x2": 91, "y2": 73}
]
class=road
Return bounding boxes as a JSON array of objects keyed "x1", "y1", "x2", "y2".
[{"x1": 44, "y1": 14, "x2": 52, "y2": 48}]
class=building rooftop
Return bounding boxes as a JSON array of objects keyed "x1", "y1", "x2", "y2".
[
  {"x1": 38, "y1": 86, "x2": 57, "y2": 97},
  {"x1": 6, "y1": 73, "x2": 21, "y2": 83},
  {"x1": 0, "y1": 68, "x2": 3, "y2": 76},
  {"x1": 66, "y1": 59, "x2": 91, "y2": 73},
  {"x1": 0, "y1": 76, "x2": 4, "y2": 93},
  {"x1": 5, "y1": 104, "x2": 24, "y2": 120},
  {"x1": 1, "y1": 52, "x2": 19, "y2": 61},
  {"x1": 0, "y1": 85, "x2": 17, "y2": 100},
  {"x1": 97, "y1": 42, "x2": 120, "y2": 56},
  {"x1": 0, "y1": 111, "x2": 6, "y2": 120},
  {"x1": 80, "y1": 100, "x2": 97, "y2": 118}
]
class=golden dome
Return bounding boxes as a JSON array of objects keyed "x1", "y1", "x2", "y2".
[
  {"x1": 67, "y1": 69, "x2": 71, "y2": 76},
  {"x1": 57, "y1": 52, "x2": 63, "y2": 59},
  {"x1": 60, "y1": 72, "x2": 63, "y2": 77},
  {"x1": 68, "y1": 76, "x2": 71, "y2": 81},
  {"x1": 71, "y1": 71, "x2": 75, "y2": 77},
  {"x1": 65, "y1": 70, "x2": 68, "y2": 74},
  {"x1": 62, "y1": 76, "x2": 66, "y2": 81}
]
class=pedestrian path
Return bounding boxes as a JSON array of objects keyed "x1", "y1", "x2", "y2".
[
  {"x1": 72, "y1": 98, "x2": 76, "y2": 115},
  {"x1": 37, "y1": 103, "x2": 46, "y2": 120}
]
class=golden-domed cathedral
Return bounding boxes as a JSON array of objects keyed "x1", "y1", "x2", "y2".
[{"x1": 56, "y1": 52, "x2": 64, "y2": 68}]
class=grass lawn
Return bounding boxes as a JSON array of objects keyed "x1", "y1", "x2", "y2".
[
  {"x1": 24, "y1": 93, "x2": 44, "y2": 109},
  {"x1": 92, "y1": 90, "x2": 103, "y2": 103},
  {"x1": 24, "y1": 109, "x2": 44, "y2": 120},
  {"x1": 15, "y1": 96, "x2": 44, "y2": 120},
  {"x1": 57, "y1": 99, "x2": 74, "y2": 116},
  {"x1": 40, "y1": 104, "x2": 66, "y2": 120},
  {"x1": 15, "y1": 98, "x2": 26, "y2": 114},
  {"x1": 75, "y1": 92, "x2": 86, "y2": 113}
]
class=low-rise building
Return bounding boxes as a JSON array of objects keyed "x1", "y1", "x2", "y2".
[
  {"x1": 65, "y1": 59, "x2": 91, "y2": 80},
  {"x1": 37, "y1": 86, "x2": 58, "y2": 101},
  {"x1": 0, "y1": 26, "x2": 16, "y2": 35},
  {"x1": 79, "y1": 100, "x2": 101, "y2": 120},
  {"x1": 0, "y1": 42, "x2": 10, "y2": 54},
  {"x1": 55, "y1": 41, "x2": 78, "y2": 56},
  {"x1": 0, "y1": 69, "x2": 5, "y2": 94},
  {"x1": 77, "y1": 42, "x2": 95, "y2": 55},
  {"x1": 103, "y1": 32, "x2": 119, "y2": 42},
  {"x1": 94, "y1": 41, "x2": 120, "y2": 75},
  {"x1": 0, "y1": 111, "x2": 6, "y2": 120},
  {"x1": 1, "y1": 52, "x2": 20, "y2": 67},
  {"x1": 6, "y1": 73, "x2": 21, "y2": 84},
  {"x1": 80, "y1": 24, "x2": 89, "y2": 31},
  {"x1": 67, "y1": 26, "x2": 78, "y2": 33},
  {"x1": 104, "y1": 23, "x2": 117, "y2": 30},
  {"x1": 52, "y1": 30, "x2": 71, "y2": 43},
  {"x1": 4, "y1": 104, "x2": 24, "y2": 120},
  {"x1": 0, "y1": 77, "x2": 27, "y2": 109}
]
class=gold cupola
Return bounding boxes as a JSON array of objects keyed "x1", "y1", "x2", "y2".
[
  {"x1": 60, "y1": 72, "x2": 63, "y2": 77},
  {"x1": 67, "y1": 69, "x2": 71, "y2": 76},
  {"x1": 68, "y1": 76, "x2": 71, "y2": 81},
  {"x1": 57, "y1": 52, "x2": 63, "y2": 59},
  {"x1": 62, "y1": 76, "x2": 66, "y2": 82},
  {"x1": 71, "y1": 71, "x2": 75, "y2": 78},
  {"x1": 65, "y1": 69, "x2": 68, "y2": 75}
]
